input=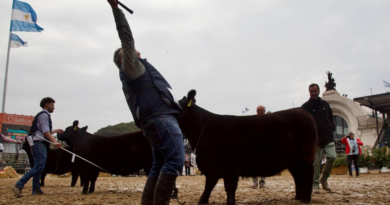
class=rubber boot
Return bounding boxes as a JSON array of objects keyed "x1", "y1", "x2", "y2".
[
  {"x1": 141, "y1": 177, "x2": 158, "y2": 205},
  {"x1": 154, "y1": 172, "x2": 177, "y2": 205}
]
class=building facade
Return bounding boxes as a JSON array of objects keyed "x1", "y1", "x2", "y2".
[{"x1": 322, "y1": 90, "x2": 383, "y2": 153}]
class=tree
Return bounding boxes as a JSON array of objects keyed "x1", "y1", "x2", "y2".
[{"x1": 94, "y1": 121, "x2": 139, "y2": 136}]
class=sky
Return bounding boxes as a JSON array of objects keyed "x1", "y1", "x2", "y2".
[{"x1": 0, "y1": 0, "x2": 389, "y2": 133}]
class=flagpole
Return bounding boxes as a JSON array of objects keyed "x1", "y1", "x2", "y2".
[{"x1": 2, "y1": 0, "x2": 16, "y2": 113}]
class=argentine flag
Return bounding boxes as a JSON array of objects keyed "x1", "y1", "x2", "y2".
[
  {"x1": 10, "y1": 33, "x2": 28, "y2": 48},
  {"x1": 11, "y1": 0, "x2": 44, "y2": 32},
  {"x1": 384, "y1": 80, "x2": 390, "y2": 88}
]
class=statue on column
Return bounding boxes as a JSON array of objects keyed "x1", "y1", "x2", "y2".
[{"x1": 325, "y1": 71, "x2": 336, "y2": 91}]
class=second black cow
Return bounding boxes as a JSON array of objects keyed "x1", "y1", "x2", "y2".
[{"x1": 58, "y1": 121, "x2": 153, "y2": 194}]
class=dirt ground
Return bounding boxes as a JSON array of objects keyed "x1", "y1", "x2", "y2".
[{"x1": 1, "y1": 173, "x2": 390, "y2": 205}]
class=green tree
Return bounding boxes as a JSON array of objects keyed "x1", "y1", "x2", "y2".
[{"x1": 94, "y1": 121, "x2": 139, "y2": 136}]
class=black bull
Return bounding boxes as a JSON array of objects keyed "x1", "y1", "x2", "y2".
[
  {"x1": 177, "y1": 90, "x2": 317, "y2": 204},
  {"x1": 22, "y1": 142, "x2": 82, "y2": 187},
  {"x1": 58, "y1": 126, "x2": 153, "y2": 194}
]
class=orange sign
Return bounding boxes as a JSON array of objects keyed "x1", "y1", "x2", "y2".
[
  {"x1": 0, "y1": 113, "x2": 34, "y2": 132},
  {"x1": 0, "y1": 113, "x2": 34, "y2": 126}
]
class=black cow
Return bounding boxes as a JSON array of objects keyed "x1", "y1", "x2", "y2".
[
  {"x1": 177, "y1": 90, "x2": 317, "y2": 204},
  {"x1": 22, "y1": 141, "x2": 82, "y2": 187},
  {"x1": 58, "y1": 122, "x2": 153, "y2": 194}
]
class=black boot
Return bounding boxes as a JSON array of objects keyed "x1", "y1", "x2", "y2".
[
  {"x1": 154, "y1": 172, "x2": 177, "y2": 205},
  {"x1": 141, "y1": 177, "x2": 158, "y2": 205}
]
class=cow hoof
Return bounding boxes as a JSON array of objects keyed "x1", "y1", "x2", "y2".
[
  {"x1": 301, "y1": 199, "x2": 311, "y2": 204},
  {"x1": 82, "y1": 191, "x2": 88, "y2": 195},
  {"x1": 294, "y1": 196, "x2": 302, "y2": 200},
  {"x1": 198, "y1": 201, "x2": 209, "y2": 204}
]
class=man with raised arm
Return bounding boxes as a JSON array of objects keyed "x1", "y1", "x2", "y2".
[{"x1": 106, "y1": 1, "x2": 185, "y2": 204}]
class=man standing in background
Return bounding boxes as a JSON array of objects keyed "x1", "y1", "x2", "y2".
[{"x1": 302, "y1": 84, "x2": 336, "y2": 193}]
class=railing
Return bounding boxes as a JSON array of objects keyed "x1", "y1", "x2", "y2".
[{"x1": 373, "y1": 122, "x2": 389, "y2": 148}]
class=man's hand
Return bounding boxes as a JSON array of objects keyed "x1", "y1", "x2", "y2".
[
  {"x1": 52, "y1": 129, "x2": 64, "y2": 134},
  {"x1": 16, "y1": 141, "x2": 22, "y2": 144},
  {"x1": 54, "y1": 142, "x2": 61, "y2": 149},
  {"x1": 107, "y1": 0, "x2": 119, "y2": 9}
]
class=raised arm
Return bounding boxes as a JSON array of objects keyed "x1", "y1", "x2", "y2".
[{"x1": 108, "y1": 0, "x2": 145, "y2": 80}]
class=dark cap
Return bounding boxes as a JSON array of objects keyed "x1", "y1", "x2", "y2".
[{"x1": 40, "y1": 97, "x2": 55, "y2": 108}]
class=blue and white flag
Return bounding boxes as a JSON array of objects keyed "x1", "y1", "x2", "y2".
[
  {"x1": 10, "y1": 33, "x2": 28, "y2": 48},
  {"x1": 11, "y1": 0, "x2": 44, "y2": 32},
  {"x1": 245, "y1": 107, "x2": 249, "y2": 112},
  {"x1": 384, "y1": 80, "x2": 390, "y2": 88}
]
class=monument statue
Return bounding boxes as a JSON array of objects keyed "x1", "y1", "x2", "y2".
[{"x1": 325, "y1": 71, "x2": 336, "y2": 91}]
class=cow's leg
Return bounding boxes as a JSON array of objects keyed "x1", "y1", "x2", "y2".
[
  {"x1": 198, "y1": 176, "x2": 219, "y2": 204},
  {"x1": 223, "y1": 175, "x2": 239, "y2": 205},
  {"x1": 289, "y1": 160, "x2": 313, "y2": 203},
  {"x1": 80, "y1": 170, "x2": 90, "y2": 194},
  {"x1": 82, "y1": 179, "x2": 90, "y2": 194},
  {"x1": 80, "y1": 175, "x2": 84, "y2": 186},
  {"x1": 88, "y1": 171, "x2": 99, "y2": 193},
  {"x1": 40, "y1": 172, "x2": 47, "y2": 186},
  {"x1": 288, "y1": 164, "x2": 303, "y2": 201},
  {"x1": 71, "y1": 172, "x2": 78, "y2": 187},
  {"x1": 300, "y1": 161, "x2": 314, "y2": 203}
]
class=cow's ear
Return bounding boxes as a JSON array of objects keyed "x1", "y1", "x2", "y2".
[
  {"x1": 73, "y1": 120, "x2": 79, "y2": 127},
  {"x1": 81, "y1": 126, "x2": 88, "y2": 132},
  {"x1": 73, "y1": 120, "x2": 79, "y2": 131},
  {"x1": 187, "y1": 90, "x2": 196, "y2": 107}
]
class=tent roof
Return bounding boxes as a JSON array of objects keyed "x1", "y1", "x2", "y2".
[{"x1": 353, "y1": 92, "x2": 390, "y2": 113}]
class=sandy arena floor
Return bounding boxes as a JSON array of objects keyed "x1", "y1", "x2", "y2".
[{"x1": 1, "y1": 173, "x2": 390, "y2": 204}]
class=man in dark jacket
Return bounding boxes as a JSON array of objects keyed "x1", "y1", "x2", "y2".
[
  {"x1": 107, "y1": 0, "x2": 185, "y2": 204},
  {"x1": 302, "y1": 83, "x2": 336, "y2": 193}
]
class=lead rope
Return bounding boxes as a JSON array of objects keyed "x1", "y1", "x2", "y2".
[
  {"x1": 52, "y1": 134, "x2": 62, "y2": 173},
  {"x1": 193, "y1": 120, "x2": 208, "y2": 155},
  {"x1": 171, "y1": 188, "x2": 186, "y2": 205},
  {"x1": 172, "y1": 120, "x2": 208, "y2": 205},
  {"x1": 21, "y1": 128, "x2": 110, "y2": 173}
]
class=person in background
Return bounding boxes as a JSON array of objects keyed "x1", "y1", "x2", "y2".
[
  {"x1": 1, "y1": 134, "x2": 22, "y2": 145},
  {"x1": 252, "y1": 105, "x2": 267, "y2": 189},
  {"x1": 0, "y1": 134, "x2": 22, "y2": 163},
  {"x1": 302, "y1": 83, "x2": 336, "y2": 193},
  {"x1": 341, "y1": 132, "x2": 363, "y2": 177},
  {"x1": 185, "y1": 154, "x2": 191, "y2": 176}
]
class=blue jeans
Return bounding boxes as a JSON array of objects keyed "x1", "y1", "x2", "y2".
[
  {"x1": 142, "y1": 115, "x2": 185, "y2": 178},
  {"x1": 15, "y1": 142, "x2": 47, "y2": 194}
]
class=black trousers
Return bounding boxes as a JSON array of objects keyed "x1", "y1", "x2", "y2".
[
  {"x1": 347, "y1": 155, "x2": 359, "y2": 176},
  {"x1": 185, "y1": 167, "x2": 190, "y2": 176}
]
